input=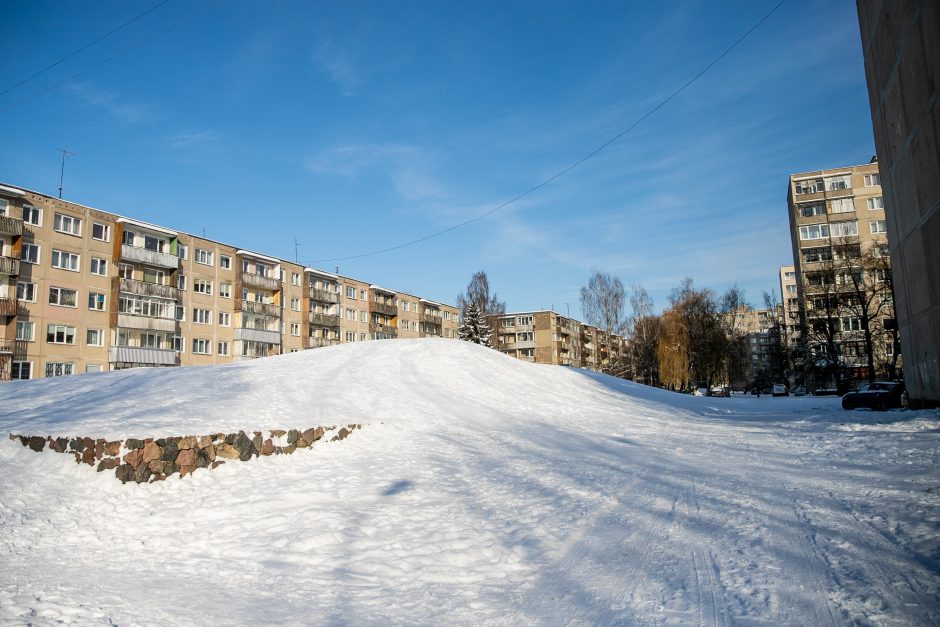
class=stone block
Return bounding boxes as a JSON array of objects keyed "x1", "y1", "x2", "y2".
[
  {"x1": 53, "y1": 437, "x2": 69, "y2": 453},
  {"x1": 179, "y1": 465, "x2": 195, "y2": 478},
  {"x1": 160, "y1": 440, "x2": 179, "y2": 462},
  {"x1": 211, "y1": 461, "x2": 225, "y2": 469},
  {"x1": 176, "y1": 448, "x2": 195, "y2": 467},
  {"x1": 123, "y1": 449, "x2": 142, "y2": 469},
  {"x1": 125, "y1": 438, "x2": 144, "y2": 450},
  {"x1": 287, "y1": 429, "x2": 299, "y2": 444},
  {"x1": 204, "y1": 444, "x2": 216, "y2": 462},
  {"x1": 97, "y1": 458, "x2": 119, "y2": 472},
  {"x1": 198, "y1": 435, "x2": 215, "y2": 448},
  {"x1": 115, "y1": 464, "x2": 134, "y2": 484},
  {"x1": 81, "y1": 447, "x2": 96, "y2": 466},
  {"x1": 104, "y1": 441, "x2": 121, "y2": 456},
  {"x1": 142, "y1": 441, "x2": 163, "y2": 463},
  {"x1": 177, "y1": 436, "x2": 197, "y2": 450},
  {"x1": 195, "y1": 448, "x2": 209, "y2": 468},
  {"x1": 216, "y1": 443, "x2": 241, "y2": 460},
  {"x1": 133, "y1": 463, "x2": 151, "y2": 484},
  {"x1": 148, "y1": 459, "x2": 165, "y2": 473},
  {"x1": 27, "y1": 436, "x2": 45, "y2": 452},
  {"x1": 260, "y1": 439, "x2": 274, "y2": 456},
  {"x1": 270, "y1": 429, "x2": 286, "y2": 438},
  {"x1": 69, "y1": 438, "x2": 85, "y2": 453}
]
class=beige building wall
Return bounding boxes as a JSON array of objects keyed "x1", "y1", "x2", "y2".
[
  {"x1": 396, "y1": 292, "x2": 422, "y2": 338},
  {"x1": 491, "y1": 310, "x2": 617, "y2": 371},
  {"x1": 857, "y1": 0, "x2": 940, "y2": 406},
  {"x1": 0, "y1": 183, "x2": 462, "y2": 379}
]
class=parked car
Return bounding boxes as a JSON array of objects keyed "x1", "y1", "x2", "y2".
[
  {"x1": 841, "y1": 381, "x2": 905, "y2": 411},
  {"x1": 693, "y1": 387, "x2": 708, "y2": 397},
  {"x1": 772, "y1": 384, "x2": 788, "y2": 397},
  {"x1": 710, "y1": 386, "x2": 731, "y2": 397},
  {"x1": 792, "y1": 385, "x2": 807, "y2": 397}
]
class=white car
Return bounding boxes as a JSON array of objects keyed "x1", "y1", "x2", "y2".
[
  {"x1": 772, "y1": 384, "x2": 788, "y2": 397},
  {"x1": 693, "y1": 387, "x2": 708, "y2": 397}
]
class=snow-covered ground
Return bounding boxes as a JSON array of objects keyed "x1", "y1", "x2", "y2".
[{"x1": 1, "y1": 339, "x2": 938, "y2": 625}]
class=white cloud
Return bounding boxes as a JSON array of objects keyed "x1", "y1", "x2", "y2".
[
  {"x1": 65, "y1": 81, "x2": 155, "y2": 124},
  {"x1": 167, "y1": 130, "x2": 223, "y2": 149}
]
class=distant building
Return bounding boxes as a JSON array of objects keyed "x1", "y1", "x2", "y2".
[
  {"x1": 0, "y1": 183, "x2": 458, "y2": 380},
  {"x1": 488, "y1": 310, "x2": 624, "y2": 373},
  {"x1": 786, "y1": 162, "x2": 897, "y2": 389},
  {"x1": 856, "y1": 0, "x2": 939, "y2": 407}
]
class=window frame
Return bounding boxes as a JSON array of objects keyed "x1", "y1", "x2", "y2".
[
  {"x1": 50, "y1": 249, "x2": 80, "y2": 272},
  {"x1": 49, "y1": 286, "x2": 78, "y2": 308}
]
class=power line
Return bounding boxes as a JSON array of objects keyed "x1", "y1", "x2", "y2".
[
  {"x1": 307, "y1": 0, "x2": 789, "y2": 265},
  {"x1": 0, "y1": 0, "x2": 173, "y2": 98}
]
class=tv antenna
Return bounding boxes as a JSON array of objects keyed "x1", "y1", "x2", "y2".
[{"x1": 57, "y1": 148, "x2": 75, "y2": 198}]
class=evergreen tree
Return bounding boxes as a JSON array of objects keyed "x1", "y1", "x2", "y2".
[{"x1": 458, "y1": 302, "x2": 492, "y2": 347}]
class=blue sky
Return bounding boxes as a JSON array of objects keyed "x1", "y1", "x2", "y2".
[{"x1": 0, "y1": 0, "x2": 876, "y2": 316}]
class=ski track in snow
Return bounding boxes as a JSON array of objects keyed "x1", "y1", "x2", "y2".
[{"x1": 0, "y1": 340, "x2": 938, "y2": 625}]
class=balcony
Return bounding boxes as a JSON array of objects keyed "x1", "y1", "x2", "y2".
[
  {"x1": 369, "y1": 322, "x2": 398, "y2": 337},
  {"x1": 240, "y1": 271, "x2": 279, "y2": 291},
  {"x1": 116, "y1": 314, "x2": 178, "y2": 332},
  {"x1": 234, "y1": 327, "x2": 280, "y2": 344},
  {"x1": 420, "y1": 312, "x2": 442, "y2": 324},
  {"x1": 0, "y1": 339, "x2": 25, "y2": 354},
  {"x1": 309, "y1": 312, "x2": 340, "y2": 327},
  {"x1": 370, "y1": 300, "x2": 397, "y2": 316},
  {"x1": 0, "y1": 298, "x2": 16, "y2": 316},
  {"x1": 120, "y1": 244, "x2": 179, "y2": 269},
  {"x1": 0, "y1": 256, "x2": 20, "y2": 276},
  {"x1": 0, "y1": 215, "x2": 23, "y2": 237},
  {"x1": 510, "y1": 340, "x2": 536, "y2": 350},
  {"x1": 108, "y1": 346, "x2": 177, "y2": 366},
  {"x1": 309, "y1": 287, "x2": 340, "y2": 303},
  {"x1": 307, "y1": 337, "x2": 340, "y2": 348},
  {"x1": 236, "y1": 299, "x2": 280, "y2": 317},
  {"x1": 117, "y1": 277, "x2": 179, "y2": 300}
]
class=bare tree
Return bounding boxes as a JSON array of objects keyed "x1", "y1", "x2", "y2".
[
  {"x1": 580, "y1": 271, "x2": 627, "y2": 376},
  {"x1": 456, "y1": 271, "x2": 506, "y2": 319},
  {"x1": 628, "y1": 284, "x2": 660, "y2": 386},
  {"x1": 718, "y1": 284, "x2": 748, "y2": 390}
]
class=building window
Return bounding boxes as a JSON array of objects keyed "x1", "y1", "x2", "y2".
[
  {"x1": 346, "y1": 286, "x2": 356, "y2": 299},
  {"x1": 360, "y1": 310, "x2": 367, "y2": 323},
  {"x1": 53, "y1": 213, "x2": 82, "y2": 236},
  {"x1": 864, "y1": 173, "x2": 880, "y2": 187},
  {"x1": 219, "y1": 312, "x2": 230, "y2": 326},
  {"x1": 830, "y1": 198, "x2": 855, "y2": 214},
  {"x1": 46, "y1": 324, "x2": 76, "y2": 344},
  {"x1": 195, "y1": 248, "x2": 213, "y2": 265},
  {"x1": 86, "y1": 329, "x2": 104, "y2": 346},
  {"x1": 830, "y1": 220, "x2": 858, "y2": 238},
  {"x1": 192, "y1": 338, "x2": 211, "y2": 355},
  {"x1": 220, "y1": 283, "x2": 231, "y2": 298},
  {"x1": 218, "y1": 341, "x2": 229, "y2": 356},
  {"x1": 193, "y1": 308, "x2": 211, "y2": 324},
  {"x1": 12, "y1": 361, "x2": 32, "y2": 380},
  {"x1": 518, "y1": 315, "x2": 533, "y2": 326},
  {"x1": 839, "y1": 316, "x2": 862, "y2": 332},
  {"x1": 90, "y1": 257, "x2": 108, "y2": 276},
  {"x1": 51, "y1": 249, "x2": 80, "y2": 271},
  {"x1": 119, "y1": 263, "x2": 133, "y2": 279},
  {"x1": 290, "y1": 323, "x2": 300, "y2": 336},
  {"x1": 16, "y1": 281, "x2": 35, "y2": 302},
  {"x1": 0, "y1": 198, "x2": 7, "y2": 216},
  {"x1": 799, "y1": 224, "x2": 830, "y2": 240},
  {"x1": 172, "y1": 336, "x2": 183, "y2": 352},
  {"x1": 220, "y1": 255, "x2": 231, "y2": 269},
  {"x1": 177, "y1": 244, "x2": 188, "y2": 259},
  {"x1": 92, "y1": 222, "x2": 110, "y2": 241},
  {"x1": 870, "y1": 220, "x2": 887, "y2": 234},
  {"x1": 802, "y1": 247, "x2": 832, "y2": 263},
  {"x1": 291, "y1": 273, "x2": 300, "y2": 286},
  {"x1": 49, "y1": 286, "x2": 77, "y2": 307},
  {"x1": 194, "y1": 278, "x2": 213, "y2": 295},
  {"x1": 794, "y1": 178, "x2": 823, "y2": 195},
  {"x1": 826, "y1": 175, "x2": 851, "y2": 191},
  {"x1": 345, "y1": 331, "x2": 356, "y2": 342},
  {"x1": 20, "y1": 243, "x2": 39, "y2": 264},
  {"x1": 177, "y1": 273, "x2": 186, "y2": 290},
  {"x1": 290, "y1": 297, "x2": 300, "y2": 311},
  {"x1": 867, "y1": 197, "x2": 884, "y2": 210},
  {"x1": 144, "y1": 235, "x2": 166, "y2": 253},
  {"x1": 45, "y1": 362, "x2": 74, "y2": 377},
  {"x1": 799, "y1": 203, "x2": 825, "y2": 217},
  {"x1": 142, "y1": 268, "x2": 164, "y2": 285},
  {"x1": 86, "y1": 365, "x2": 103, "y2": 374},
  {"x1": 88, "y1": 292, "x2": 106, "y2": 311},
  {"x1": 15, "y1": 320, "x2": 34, "y2": 341},
  {"x1": 22, "y1": 204, "x2": 41, "y2": 225},
  {"x1": 123, "y1": 230, "x2": 136, "y2": 246},
  {"x1": 346, "y1": 308, "x2": 356, "y2": 320}
]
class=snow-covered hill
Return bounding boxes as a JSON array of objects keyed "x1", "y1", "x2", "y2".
[{"x1": 1, "y1": 340, "x2": 938, "y2": 625}]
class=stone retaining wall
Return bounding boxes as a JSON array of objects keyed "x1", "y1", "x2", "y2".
[{"x1": 8, "y1": 424, "x2": 362, "y2": 484}]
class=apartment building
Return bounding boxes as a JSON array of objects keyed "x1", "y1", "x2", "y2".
[
  {"x1": 857, "y1": 0, "x2": 939, "y2": 406},
  {"x1": 778, "y1": 265, "x2": 800, "y2": 352},
  {"x1": 0, "y1": 182, "x2": 458, "y2": 380},
  {"x1": 489, "y1": 310, "x2": 623, "y2": 372},
  {"x1": 786, "y1": 161, "x2": 896, "y2": 387}
]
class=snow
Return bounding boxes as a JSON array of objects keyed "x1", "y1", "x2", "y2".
[{"x1": 1, "y1": 339, "x2": 938, "y2": 625}]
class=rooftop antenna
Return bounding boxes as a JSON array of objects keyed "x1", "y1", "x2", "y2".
[
  {"x1": 295, "y1": 238, "x2": 300, "y2": 263},
  {"x1": 335, "y1": 266, "x2": 339, "y2": 274},
  {"x1": 57, "y1": 148, "x2": 75, "y2": 198}
]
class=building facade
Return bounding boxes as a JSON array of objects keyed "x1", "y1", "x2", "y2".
[
  {"x1": 0, "y1": 183, "x2": 458, "y2": 380},
  {"x1": 489, "y1": 310, "x2": 624, "y2": 372},
  {"x1": 856, "y1": 0, "x2": 939, "y2": 406},
  {"x1": 786, "y1": 161, "x2": 897, "y2": 389}
]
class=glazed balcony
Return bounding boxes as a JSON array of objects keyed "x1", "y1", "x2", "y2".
[
  {"x1": 236, "y1": 299, "x2": 280, "y2": 318},
  {"x1": 120, "y1": 244, "x2": 179, "y2": 269},
  {"x1": 117, "y1": 277, "x2": 179, "y2": 300},
  {"x1": 234, "y1": 327, "x2": 280, "y2": 344},
  {"x1": 0, "y1": 215, "x2": 23, "y2": 237},
  {"x1": 309, "y1": 312, "x2": 340, "y2": 327},
  {"x1": 116, "y1": 314, "x2": 178, "y2": 333},
  {"x1": 420, "y1": 312, "x2": 442, "y2": 324},
  {"x1": 0, "y1": 256, "x2": 20, "y2": 276},
  {"x1": 308, "y1": 287, "x2": 340, "y2": 303},
  {"x1": 108, "y1": 346, "x2": 177, "y2": 366},
  {"x1": 240, "y1": 272, "x2": 279, "y2": 291}
]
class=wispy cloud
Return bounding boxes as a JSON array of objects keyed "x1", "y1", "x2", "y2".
[
  {"x1": 312, "y1": 39, "x2": 362, "y2": 96},
  {"x1": 65, "y1": 81, "x2": 156, "y2": 124},
  {"x1": 167, "y1": 130, "x2": 224, "y2": 150}
]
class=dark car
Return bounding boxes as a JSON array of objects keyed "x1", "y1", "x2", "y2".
[{"x1": 841, "y1": 381, "x2": 905, "y2": 411}]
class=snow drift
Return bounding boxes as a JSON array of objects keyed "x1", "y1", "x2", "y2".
[{"x1": 1, "y1": 339, "x2": 938, "y2": 625}]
